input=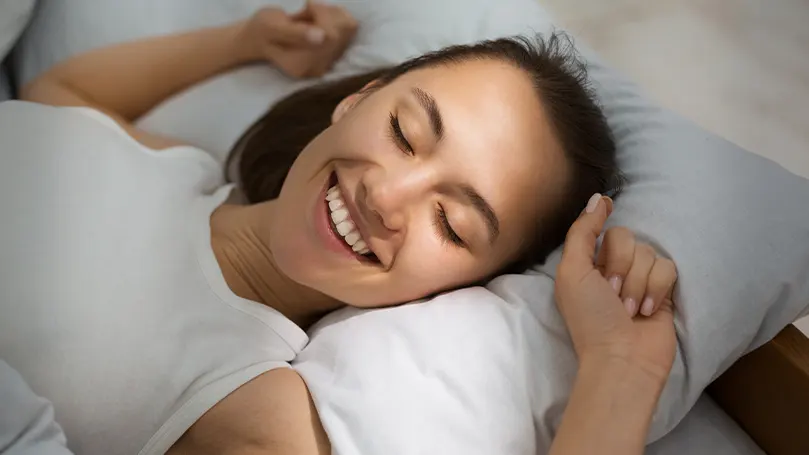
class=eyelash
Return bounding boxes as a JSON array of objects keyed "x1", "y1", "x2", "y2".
[
  {"x1": 388, "y1": 112, "x2": 414, "y2": 155},
  {"x1": 435, "y1": 204, "x2": 465, "y2": 248},
  {"x1": 387, "y1": 113, "x2": 462, "y2": 248}
]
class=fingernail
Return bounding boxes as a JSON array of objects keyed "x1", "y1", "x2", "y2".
[
  {"x1": 603, "y1": 196, "x2": 614, "y2": 216},
  {"x1": 609, "y1": 275, "x2": 622, "y2": 293},
  {"x1": 640, "y1": 297, "x2": 655, "y2": 316},
  {"x1": 585, "y1": 193, "x2": 602, "y2": 214},
  {"x1": 307, "y1": 27, "x2": 326, "y2": 44},
  {"x1": 623, "y1": 297, "x2": 637, "y2": 316}
]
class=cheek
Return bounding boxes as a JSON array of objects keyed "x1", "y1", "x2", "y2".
[
  {"x1": 301, "y1": 123, "x2": 385, "y2": 169},
  {"x1": 390, "y1": 231, "x2": 483, "y2": 295}
]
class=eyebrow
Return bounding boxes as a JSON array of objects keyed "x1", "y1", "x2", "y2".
[
  {"x1": 412, "y1": 88, "x2": 444, "y2": 141},
  {"x1": 459, "y1": 184, "x2": 500, "y2": 245}
]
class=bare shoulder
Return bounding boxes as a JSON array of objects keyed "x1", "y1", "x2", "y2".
[{"x1": 168, "y1": 368, "x2": 331, "y2": 455}]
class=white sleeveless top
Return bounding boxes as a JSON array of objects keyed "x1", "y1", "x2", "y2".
[{"x1": 0, "y1": 102, "x2": 308, "y2": 455}]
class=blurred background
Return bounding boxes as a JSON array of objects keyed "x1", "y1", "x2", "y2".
[{"x1": 540, "y1": 0, "x2": 809, "y2": 334}]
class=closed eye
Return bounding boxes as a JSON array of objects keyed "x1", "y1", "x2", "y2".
[
  {"x1": 388, "y1": 112, "x2": 414, "y2": 155},
  {"x1": 435, "y1": 204, "x2": 465, "y2": 248}
]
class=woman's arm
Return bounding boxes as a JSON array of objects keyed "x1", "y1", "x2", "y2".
[
  {"x1": 20, "y1": 4, "x2": 357, "y2": 150},
  {"x1": 167, "y1": 368, "x2": 330, "y2": 455},
  {"x1": 20, "y1": 23, "x2": 251, "y2": 149},
  {"x1": 551, "y1": 194, "x2": 678, "y2": 455},
  {"x1": 549, "y1": 358, "x2": 663, "y2": 454}
]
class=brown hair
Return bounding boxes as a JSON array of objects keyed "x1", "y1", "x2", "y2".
[{"x1": 227, "y1": 33, "x2": 621, "y2": 269}]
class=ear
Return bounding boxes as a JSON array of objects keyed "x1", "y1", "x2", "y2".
[
  {"x1": 331, "y1": 80, "x2": 381, "y2": 124},
  {"x1": 331, "y1": 93, "x2": 360, "y2": 124}
]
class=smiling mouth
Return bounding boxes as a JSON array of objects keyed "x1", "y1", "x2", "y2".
[{"x1": 325, "y1": 173, "x2": 380, "y2": 264}]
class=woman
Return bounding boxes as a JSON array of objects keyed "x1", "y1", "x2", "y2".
[{"x1": 1, "y1": 3, "x2": 677, "y2": 455}]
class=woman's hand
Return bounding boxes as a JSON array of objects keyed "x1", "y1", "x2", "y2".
[
  {"x1": 238, "y1": 3, "x2": 358, "y2": 78},
  {"x1": 555, "y1": 194, "x2": 678, "y2": 384},
  {"x1": 596, "y1": 226, "x2": 677, "y2": 318}
]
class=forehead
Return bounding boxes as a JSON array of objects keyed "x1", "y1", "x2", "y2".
[{"x1": 393, "y1": 60, "x2": 569, "y2": 242}]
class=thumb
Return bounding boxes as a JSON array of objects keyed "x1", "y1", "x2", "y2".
[
  {"x1": 560, "y1": 194, "x2": 612, "y2": 277},
  {"x1": 270, "y1": 16, "x2": 326, "y2": 46}
]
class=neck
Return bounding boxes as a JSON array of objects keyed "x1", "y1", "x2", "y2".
[{"x1": 209, "y1": 201, "x2": 343, "y2": 329}]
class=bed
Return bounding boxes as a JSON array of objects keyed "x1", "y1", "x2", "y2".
[{"x1": 708, "y1": 324, "x2": 809, "y2": 455}]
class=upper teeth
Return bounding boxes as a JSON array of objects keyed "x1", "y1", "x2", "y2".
[{"x1": 326, "y1": 185, "x2": 371, "y2": 255}]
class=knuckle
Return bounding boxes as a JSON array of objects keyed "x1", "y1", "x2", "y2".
[
  {"x1": 659, "y1": 258, "x2": 678, "y2": 279},
  {"x1": 605, "y1": 226, "x2": 634, "y2": 242},
  {"x1": 322, "y1": 5, "x2": 340, "y2": 17},
  {"x1": 258, "y1": 7, "x2": 281, "y2": 22},
  {"x1": 650, "y1": 260, "x2": 677, "y2": 289},
  {"x1": 342, "y1": 12, "x2": 359, "y2": 27},
  {"x1": 603, "y1": 233, "x2": 635, "y2": 271},
  {"x1": 647, "y1": 275, "x2": 667, "y2": 293},
  {"x1": 636, "y1": 243, "x2": 656, "y2": 259},
  {"x1": 623, "y1": 272, "x2": 647, "y2": 293}
]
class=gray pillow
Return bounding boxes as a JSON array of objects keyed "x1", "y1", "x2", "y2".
[
  {"x1": 506, "y1": 43, "x2": 809, "y2": 440},
  {"x1": 0, "y1": 0, "x2": 36, "y2": 100},
  {"x1": 0, "y1": 0, "x2": 36, "y2": 58}
]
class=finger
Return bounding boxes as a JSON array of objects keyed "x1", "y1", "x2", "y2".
[
  {"x1": 270, "y1": 17, "x2": 326, "y2": 46},
  {"x1": 333, "y1": 6, "x2": 359, "y2": 32},
  {"x1": 290, "y1": 1, "x2": 315, "y2": 22},
  {"x1": 620, "y1": 244, "x2": 656, "y2": 316},
  {"x1": 308, "y1": 61, "x2": 330, "y2": 78},
  {"x1": 305, "y1": 2, "x2": 335, "y2": 24},
  {"x1": 595, "y1": 226, "x2": 635, "y2": 294},
  {"x1": 306, "y1": 3, "x2": 345, "y2": 39},
  {"x1": 641, "y1": 257, "x2": 677, "y2": 317},
  {"x1": 318, "y1": 55, "x2": 338, "y2": 75},
  {"x1": 604, "y1": 196, "x2": 614, "y2": 216},
  {"x1": 559, "y1": 194, "x2": 611, "y2": 279}
]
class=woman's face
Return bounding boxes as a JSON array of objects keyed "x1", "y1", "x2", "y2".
[{"x1": 269, "y1": 59, "x2": 569, "y2": 307}]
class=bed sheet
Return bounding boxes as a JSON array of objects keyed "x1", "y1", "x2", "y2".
[{"x1": 648, "y1": 394, "x2": 763, "y2": 455}]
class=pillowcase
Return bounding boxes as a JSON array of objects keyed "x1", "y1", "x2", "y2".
[
  {"x1": 0, "y1": 0, "x2": 35, "y2": 58},
  {"x1": 646, "y1": 395, "x2": 763, "y2": 455},
  {"x1": 15, "y1": 0, "x2": 809, "y2": 453},
  {"x1": 0, "y1": 0, "x2": 36, "y2": 100}
]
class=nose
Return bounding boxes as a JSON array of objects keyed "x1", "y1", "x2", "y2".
[{"x1": 361, "y1": 165, "x2": 435, "y2": 232}]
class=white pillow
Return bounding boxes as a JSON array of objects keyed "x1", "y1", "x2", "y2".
[{"x1": 15, "y1": 0, "x2": 809, "y2": 453}]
